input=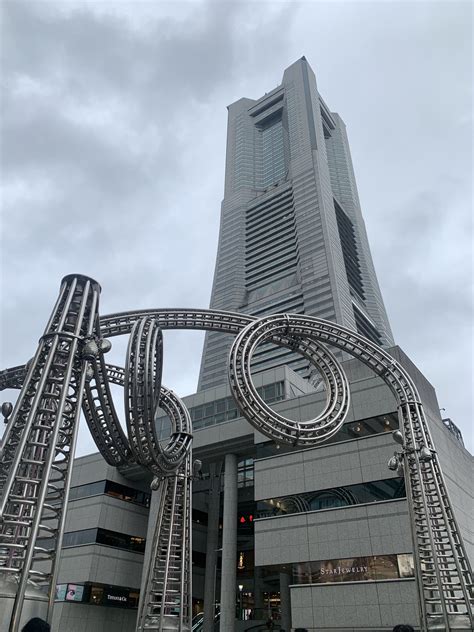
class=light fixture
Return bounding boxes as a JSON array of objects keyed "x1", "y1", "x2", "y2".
[
  {"x1": 392, "y1": 430, "x2": 404, "y2": 446},
  {"x1": 388, "y1": 456, "x2": 399, "y2": 471},
  {"x1": 419, "y1": 446, "x2": 434, "y2": 462}
]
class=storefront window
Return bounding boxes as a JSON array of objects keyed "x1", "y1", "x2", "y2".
[
  {"x1": 291, "y1": 553, "x2": 414, "y2": 585},
  {"x1": 55, "y1": 581, "x2": 141, "y2": 609},
  {"x1": 90, "y1": 586, "x2": 104, "y2": 605}
]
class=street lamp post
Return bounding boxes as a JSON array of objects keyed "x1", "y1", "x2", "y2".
[{"x1": 238, "y1": 584, "x2": 243, "y2": 621}]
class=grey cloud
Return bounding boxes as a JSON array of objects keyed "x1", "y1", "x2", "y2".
[{"x1": 1, "y1": 1, "x2": 472, "y2": 454}]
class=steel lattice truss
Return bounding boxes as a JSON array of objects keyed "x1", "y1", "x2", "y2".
[{"x1": 0, "y1": 275, "x2": 473, "y2": 631}]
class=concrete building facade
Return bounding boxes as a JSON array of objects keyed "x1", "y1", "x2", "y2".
[
  {"x1": 52, "y1": 358, "x2": 472, "y2": 632},
  {"x1": 50, "y1": 60, "x2": 473, "y2": 632}
]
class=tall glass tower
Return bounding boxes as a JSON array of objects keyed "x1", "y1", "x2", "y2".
[{"x1": 198, "y1": 58, "x2": 394, "y2": 391}]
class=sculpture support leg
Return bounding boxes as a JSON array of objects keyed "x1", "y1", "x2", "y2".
[
  {"x1": 0, "y1": 274, "x2": 101, "y2": 632},
  {"x1": 136, "y1": 456, "x2": 192, "y2": 632}
]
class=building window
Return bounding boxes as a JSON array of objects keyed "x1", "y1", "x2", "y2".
[
  {"x1": 68, "y1": 480, "x2": 150, "y2": 508},
  {"x1": 238, "y1": 459, "x2": 255, "y2": 488},
  {"x1": 257, "y1": 477, "x2": 406, "y2": 519},
  {"x1": 334, "y1": 199, "x2": 365, "y2": 301},
  {"x1": 104, "y1": 480, "x2": 151, "y2": 507},
  {"x1": 174, "y1": 382, "x2": 284, "y2": 431},
  {"x1": 62, "y1": 528, "x2": 146, "y2": 554},
  {"x1": 62, "y1": 528, "x2": 97, "y2": 548},
  {"x1": 192, "y1": 508, "x2": 208, "y2": 526},
  {"x1": 256, "y1": 412, "x2": 399, "y2": 459},
  {"x1": 353, "y1": 303, "x2": 382, "y2": 346},
  {"x1": 69, "y1": 481, "x2": 105, "y2": 500},
  {"x1": 258, "y1": 114, "x2": 286, "y2": 187}
]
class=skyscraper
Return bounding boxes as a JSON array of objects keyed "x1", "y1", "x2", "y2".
[{"x1": 199, "y1": 57, "x2": 393, "y2": 391}]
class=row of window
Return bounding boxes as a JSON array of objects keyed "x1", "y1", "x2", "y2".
[
  {"x1": 353, "y1": 304, "x2": 383, "y2": 346},
  {"x1": 62, "y1": 528, "x2": 146, "y2": 554},
  {"x1": 259, "y1": 117, "x2": 287, "y2": 188},
  {"x1": 68, "y1": 479, "x2": 151, "y2": 507},
  {"x1": 249, "y1": 295, "x2": 304, "y2": 317},
  {"x1": 245, "y1": 186, "x2": 297, "y2": 294},
  {"x1": 334, "y1": 199, "x2": 365, "y2": 301},
  {"x1": 246, "y1": 188, "x2": 293, "y2": 228},
  {"x1": 60, "y1": 512, "x2": 211, "y2": 557},
  {"x1": 181, "y1": 382, "x2": 285, "y2": 431},
  {"x1": 258, "y1": 477, "x2": 406, "y2": 517},
  {"x1": 256, "y1": 412, "x2": 399, "y2": 460}
]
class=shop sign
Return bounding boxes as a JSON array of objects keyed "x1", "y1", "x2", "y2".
[{"x1": 104, "y1": 586, "x2": 130, "y2": 607}]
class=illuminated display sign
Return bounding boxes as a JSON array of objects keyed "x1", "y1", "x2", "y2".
[
  {"x1": 238, "y1": 514, "x2": 254, "y2": 524},
  {"x1": 55, "y1": 582, "x2": 139, "y2": 609},
  {"x1": 65, "y1": 584, "x2": 85, "y2": 602},
  {"x1": 55, "y1": 584, "x2": 67, "y2": 601},
  {"x1": 293, "y1": 554, "x2": 415, "y2": 585}
]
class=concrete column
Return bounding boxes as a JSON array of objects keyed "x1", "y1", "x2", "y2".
[
  {"x1": 279, "y1": 572, "x2": 291, "y2": 632},
  {"x1": 203, "y1": 462, "x2": 222, "y2": 632},
  {"x1": 253, "y1": 566, "x2": 264, "y2": 618},
  {"x1": 219, "y1": 453, "x2": 238, "y2": 631}
]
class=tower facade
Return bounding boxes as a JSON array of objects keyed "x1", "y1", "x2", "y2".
[{"x1": 198, "y1": 57, "x2": 393, "y2": 391}]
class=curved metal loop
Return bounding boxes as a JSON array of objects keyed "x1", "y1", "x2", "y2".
[
  {"x1": 125, "y1": 317, "x2": 163, "y2": 468},
  {"x1": 124, "y1": 316, "x2": 191, "y2": 476},
  {"x1": 228, "y1": 314, "x2": 350, "y2": 445},
  {"x1": 153, "y1": 386, "x2": 192, "y2": 475},
  {"x1": 82, "y1": 353, "x2": 132, "y2": 467}
]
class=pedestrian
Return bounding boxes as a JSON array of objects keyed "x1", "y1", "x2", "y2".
[
  {"x1": 392, "y1": 626, "x2": 415, "y2": 632},
  {"x1": 21, "y1": 618, "x2": 51, "y2": 632}
]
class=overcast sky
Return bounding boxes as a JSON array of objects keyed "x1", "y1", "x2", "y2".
[{"x1": 1, "y1": 1, "x2": 472, "y2": 455}]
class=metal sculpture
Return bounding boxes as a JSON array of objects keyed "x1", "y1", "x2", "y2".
[
  {"x1": 0, "y1": 275, "x2": 101, "y2": 630},
  {"x1": 1, "y1": 278, "x2": 473, "y2": 631}
]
